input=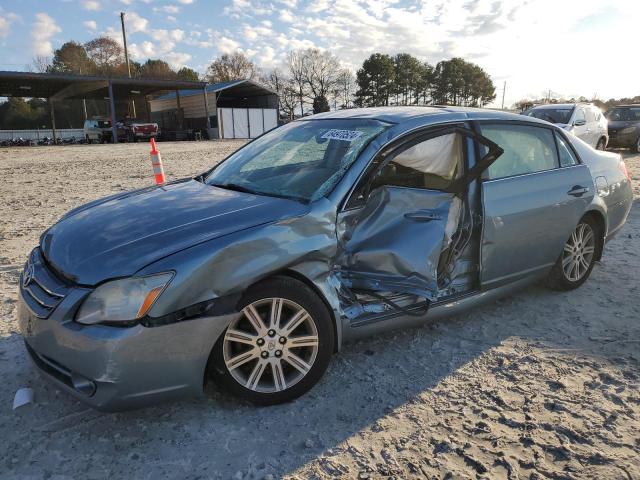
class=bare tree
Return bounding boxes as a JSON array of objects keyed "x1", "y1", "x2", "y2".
[
  {"x1": 31, "y1": 55, "x2": 52, "y2": 73},
  {"x1": 261, "y1": 68, "x2": 298, "y2": 119},
  {"x1": 336, "y1": 69, "x2": 355, "y2": 108},
  {"x1": 302, "y1": 48, "x2": 341, "y2": 101},
  {"x1": 287, "y1": 50, "x2": 307, "y2": 116},
  {"x1": 206, "y1": 52, "x2": 257, "y2": 83}
]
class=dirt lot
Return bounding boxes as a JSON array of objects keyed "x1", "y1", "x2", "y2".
[{"x1": 0, "y1": 141, "x2": 639, "y2": 479}]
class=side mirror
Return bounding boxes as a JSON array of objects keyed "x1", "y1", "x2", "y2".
[{"x1": 574, "y1": 119, "x2": 586, "y2": 127}]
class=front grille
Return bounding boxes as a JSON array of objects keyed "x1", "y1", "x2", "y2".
[{"x1": 20, "y1": 249, "x2": 69, "y2": 319}]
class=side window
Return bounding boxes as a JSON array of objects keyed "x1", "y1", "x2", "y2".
[
  {"x1": 575, "y1": 108, "x2": 586, "y2": 124},
  {"x1": 585, "y1": 108, "x2": 596, "y2": 123},
  {"x1": 480, "y1": 124, "x2": 559, "y2": 180},
  {"x1": 370, "y1": 132, "x2": 464, "y2": 191},
  {"x1": 593, "y1": 108, "x2": 602, "y2": 122},
  {"x1": 555, "y1": 132, "x2": 577, "y2": 167}
]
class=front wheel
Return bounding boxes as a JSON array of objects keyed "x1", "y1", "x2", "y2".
[
  {"x1": 208, "y1": 277, "x2": 334, "y2": 405},
  {"x1": 546, "y1": 216, "x2": 600, "y2": 290}
]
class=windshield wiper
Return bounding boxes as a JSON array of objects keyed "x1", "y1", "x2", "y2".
[
  {"x1": 210, "y1": 182, "x2": 308, "y2": 203},
  {"x1": 210, "y1": 183, "x2": 259, "y2": 195}
]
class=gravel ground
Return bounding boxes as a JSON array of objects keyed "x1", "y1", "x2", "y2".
[{"x1": 0, "y1": 141, "x2": 639, "y2": 480}]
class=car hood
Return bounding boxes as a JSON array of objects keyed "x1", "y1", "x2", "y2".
[{"x1": 41, "y1": 179, "x2": 308, "y2": 285}]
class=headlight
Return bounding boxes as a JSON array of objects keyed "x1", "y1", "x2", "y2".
[{"x1": 75, "y1": 273, "x2": 173, "y2": 325}]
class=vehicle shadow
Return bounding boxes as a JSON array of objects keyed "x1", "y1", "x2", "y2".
[{"x1": 1, "y1": 202, "x2": 638, "y2": 479}]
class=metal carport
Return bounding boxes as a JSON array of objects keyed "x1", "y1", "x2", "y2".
[{"x1": 0, "y1": 71, "x2": 207, "y2": 143}]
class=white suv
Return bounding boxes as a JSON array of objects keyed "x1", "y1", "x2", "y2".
[
  {"x1": 83, "y1": 118, "x2": 112, "y2": 144},
  {"x1": 524, "y1": 103, "x2": 608, "y2": 150}
]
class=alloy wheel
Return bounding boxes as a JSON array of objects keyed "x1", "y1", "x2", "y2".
[
  {"x1": 562, "y1": 222, "x2": 596, "y2": 282},
  {"x1": 222, "y1": 298, "x2": 319, "y2": 393}
]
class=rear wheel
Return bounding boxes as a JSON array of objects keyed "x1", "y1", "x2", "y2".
[
  {"x1": 546, "y1": 216, "x2": 600, "y2": 290},
  {"x1": 595, "y1": 138, "x2": 606, "y2": 150},
  {"x1": 208, "y1": 277, "x2": 334, "y2": 405}
]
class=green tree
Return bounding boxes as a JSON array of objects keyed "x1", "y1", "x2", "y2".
[
  {"x1": 432, "y1": 58, "x2": 495, "y2": 106},
  {"x1": 354, "y1": 53, "x2": 395, "y2": 107},
  {"x1": 139, "y1": 59, "x2": 176, "y2": 80},
  {"x1": 50, "y1": 41, "x2": 95, "y2": 74},
  {"x1": 312, "y1": 95, "x2": 330, "y2": 113},
  {"x1": 392, "y1": 53, "x2": 425, "y2": 105},
  {"x1": 176, "y1": 67, "x2": 200, "y2": 81}
]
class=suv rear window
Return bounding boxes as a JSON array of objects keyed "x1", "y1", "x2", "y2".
[{"x1": 606, "y1": 107, "x2": 640, "y2": 121}]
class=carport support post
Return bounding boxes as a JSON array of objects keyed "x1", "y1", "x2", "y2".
[
  {"x1": 49, "y1": 98, "x2": 57, "y2": 144},
  {"x1": 176, "y1": 90, "x2": 182, "y2": 130},
  {"x1": 203, "y1": 85, "x2": 212, "y2": 136},
  {"x1": 108, "y1": 80, "x2": 118, "y2": 143}
]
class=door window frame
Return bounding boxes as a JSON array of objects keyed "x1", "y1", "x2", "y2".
[
  {"x1": 341, "y1": 122, "x2": 503, "y2": 210},
  {"x1": 475, "y1": 120, "x2": 583, "y2": 183}
]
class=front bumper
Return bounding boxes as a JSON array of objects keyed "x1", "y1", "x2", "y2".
[{"x1": 18, "y1": 266, "x2": 231, "y2": 411}]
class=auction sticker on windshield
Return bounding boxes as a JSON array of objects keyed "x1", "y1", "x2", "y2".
[{"x1": 322, "y1": 129, "x2": 363, "y2": 142}]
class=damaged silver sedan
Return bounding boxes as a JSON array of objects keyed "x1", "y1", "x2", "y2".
[{"x1": 18, "y1": 107, "x2": 633, "y2": 410}]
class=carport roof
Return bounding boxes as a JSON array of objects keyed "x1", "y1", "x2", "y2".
[
  {"x1": 0, "y1": 71, "x2": 206, "y2": 100},
  {"x1": 154, "y1": 79, "x2": 277, "y2": 101}
]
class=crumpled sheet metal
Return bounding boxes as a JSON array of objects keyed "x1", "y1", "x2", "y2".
[{"x1": 335, "y1": 186, "x2": 453, "y2": 299}]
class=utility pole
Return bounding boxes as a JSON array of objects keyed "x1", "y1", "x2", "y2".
[
  {"x1": 120, "y1": 12, "x2": 136, "y2": 118},
  {"x1": 501, "y1": 81, "x2": 506, "y2": 110}
]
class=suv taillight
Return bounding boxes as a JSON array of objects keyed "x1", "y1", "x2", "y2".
[{"x1": 619, "y1": 160, "x2": 631, "y2": 182}]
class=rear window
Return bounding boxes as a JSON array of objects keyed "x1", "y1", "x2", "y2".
[
  {"x1": 606, "y1": 107, "x2": 640, "y2": 121},
  {"x1": 526, "y1": 107, "x2": 574, "y2": 124},
  {"x1": 97, "y1": 120, "x2": 111, "y2": 128}
]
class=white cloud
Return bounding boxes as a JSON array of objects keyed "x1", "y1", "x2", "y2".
[
  {"x1": 164, "y1": 51, "x2": 192, "y2": 67},
  {"x1": 80, "y1": 0, "x2": 101, "y2": 11},
  {"x1": 218, "y1": 36, "x2": 240, "y2": 53},
  {"x1": 279, "y1": 10, "x2": 294, "y2": 23},
  {"x1": 0, "y1": 11, "x2": 19, "y2": 38},
  {"x1": 154, "y1": 5, "x2": 180, "y2": 14},
  {"x1": 167, "y1": 15, "x2": 177, "y2": 22},
  {"x1": 31, "y1": 13, "x2": 61, "y2": 57},
  {"x1": 177, "y1": 0, "x2": 194, "y2": 3},
  {"x1": 124, "y1": 11, "x2": 149, "y2": 33},
  {"x1": 83, "y1": 20, "x2": 97, "y2": 32}
]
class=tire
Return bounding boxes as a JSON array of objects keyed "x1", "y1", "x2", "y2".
[
  {"x1": 546, "y1": 215, "x2": 601, "y2": 291},
  {"x1": 633, "y1": 136, "x2": 640, "y2": 154},
  {"x1": 595, "y1": 138, "x2": 606, "y2": 150},
  {"x1": 208, "y1": 276, "x2": 334, "y2": 405},
  {"x1": 126, "y1": 133, "x2": 134, "y2": 143},
  {"x1": 85, "y1": 135, "x2": 93, "y2": 145}
]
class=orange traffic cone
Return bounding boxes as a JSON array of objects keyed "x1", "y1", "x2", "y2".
[{"x1": 149, "y1": 138, "x2": 166, "y2": 185}]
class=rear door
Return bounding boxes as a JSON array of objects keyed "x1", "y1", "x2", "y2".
[
  {"x1": 479, "y1": 122, "x2": 594, "y2": 287},
  {"x1": 572, "y1": 107, "x2": 589, "y2": 144},
  {"x1": 336, "y1": 125, "x2": 502, "y2": 299}
]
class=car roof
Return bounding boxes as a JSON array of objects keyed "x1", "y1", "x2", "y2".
[
  {"x1": 299, "y1": 105, "x2": 550, "y2": 126},
  {"x1": 611, "y1": 104, "x2": 640, "y2": 108},
  {"x1": 531, "y1": 103, "x2": 577, "y2": 109}
]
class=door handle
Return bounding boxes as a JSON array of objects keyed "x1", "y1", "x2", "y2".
[
  {"x1": 567, "y1": 185, "x2": 589, "y2": 197},
  {"x1": 404, "y1": 210, "x2": 442, "y2": 222}
]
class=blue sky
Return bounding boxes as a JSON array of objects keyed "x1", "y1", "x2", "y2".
[{"x1": 0, "y1": 0, "x2": 638, "y2": 107}]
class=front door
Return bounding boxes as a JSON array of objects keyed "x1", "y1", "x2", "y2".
[
  {"x1": 336, "y1": 125, "x2": 503, "y2": 299},
  {"x1": 479, "y1": 123, "x2": 595, "y2": 287}
]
